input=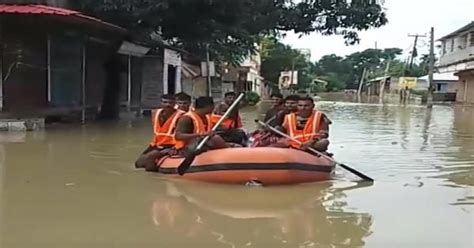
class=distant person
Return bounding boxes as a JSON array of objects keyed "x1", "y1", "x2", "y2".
[{"x1": 135, "y1": 94, "x2": 185, "y2": 170}]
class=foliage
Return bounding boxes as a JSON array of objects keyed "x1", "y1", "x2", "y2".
[
  {"x1": 245, "y1": 91, "x2": 261, "y2": 105},
  {"x1": 262, "y1": 39, "x2": 434, "y2": 92},
  {"x1": 75, "y1": 0, "x2": 387, "y2": 63}
]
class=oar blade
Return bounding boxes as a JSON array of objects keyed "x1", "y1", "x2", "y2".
[
  {"x1": 177, "y1": 152, "x2": 197, "y2": 176},
  {"x1": 337, "y1": 163, "x2": 374, "y2": 182}
]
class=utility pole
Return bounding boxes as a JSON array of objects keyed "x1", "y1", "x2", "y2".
[
  {"x1": 357, "y1": 68, "x2": 367, "y2": 96},
  {"x1": 408, "y1": 33, "x2": 426, "y2": 69},
  {"x1": 379, "y1": 61, "x2": 391, "y2": 103},
  {"x1": 290, "y1": 60, "x2": 295, "y2": 93},
  {"x1": 206, "y1": 44, "x2": 212, "y2": 97},
  {"x1": 427, "y1": 27, "x2": 435, "y2": 108}
]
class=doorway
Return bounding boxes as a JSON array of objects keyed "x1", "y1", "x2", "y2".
[{"x1": 167, "y1": 65, "x2": 176, "y2": 94}]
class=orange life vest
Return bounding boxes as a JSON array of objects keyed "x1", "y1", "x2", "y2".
[
  {"x1": 174, "y1": 112, "x2": 212, "y2": 150},
  {"x1": 150, "y1": 109, "x2": 184, "y2": 147},
  {"x1": 209, "y1": 113, "x2": 243, "y2": 129},
  {"x1": 282, "y1": 111, "x2": 324, "y2": 148}
]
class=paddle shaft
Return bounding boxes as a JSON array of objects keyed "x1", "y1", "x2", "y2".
[{"x1": 255, "y1": 120, "x2": 374, "y2": 181}]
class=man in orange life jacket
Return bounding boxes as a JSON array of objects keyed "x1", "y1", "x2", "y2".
[
  {"x1": 211, "y1": 92, "x2": 247, "y2": 146},
  {"x1": 174, "y1": 96, "x2": 228, "y2": 153},
  {"x1": 135, "y1": 94, "x2": 184, "y2": 170},
  {"x1": 175, "y1": 92, "x2": 192, "y2": 112},
  {"x1": 276, "y1": 96, "x2": 331, "y2": 153}
]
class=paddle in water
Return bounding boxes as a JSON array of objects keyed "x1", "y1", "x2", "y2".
[
  {"x1": 255, "y1": 119, "x2": 374, "y2": 182},
  {"x1": 177, "y1": 93, "x2": 246, "y2": 175}
]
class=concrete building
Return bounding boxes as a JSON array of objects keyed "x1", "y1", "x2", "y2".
[{"x1": 437, "y1": 21, "x2": 474, "y2": 103}]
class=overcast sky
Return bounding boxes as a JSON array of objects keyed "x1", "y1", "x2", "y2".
[{"x1": 282, "y1": 0, "x2": 474, "y2": 62}]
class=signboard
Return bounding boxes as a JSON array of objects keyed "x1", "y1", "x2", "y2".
[
  {"x1": 164, "y1": 49, "x2": 181, "y2": 66},
  {"x1": 278, "y1": 71, "x2": 298, "y2": 89},
  {"x1": 201, "y1": 61, "x2": 216, "y2": 77},
  {"x1": 398, "y1": 77, "x2": 417, "y2": 89}
]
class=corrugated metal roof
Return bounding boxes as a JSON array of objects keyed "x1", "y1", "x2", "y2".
[
  {"x1": 0, "y1": 4, "x2": 77, "y2": 15},
  {"x1": 0, "y1": 4, "x2": 126, "y2": 33}
]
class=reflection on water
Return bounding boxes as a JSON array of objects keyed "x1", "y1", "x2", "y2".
[
  {"x1": 0, "y1": 94, "x2": 473, "y2": 247},
  {"x1": 151, "y1": 181, "x2": 373, "y2": 247}
]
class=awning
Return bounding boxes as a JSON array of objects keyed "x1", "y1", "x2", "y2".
[
  {"x1": 182, "y1": 62, "x2": 201, "y2": 79},
  {"x1": 0, "y1": 4, "x2": 126, "y2": 34},
  {"x1": 117, "y1": 41, "x2": 150, "y2": 57}
]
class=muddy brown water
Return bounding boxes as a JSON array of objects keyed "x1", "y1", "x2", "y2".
[{"x1": 1, "y1": 95, "x2": 473, "y2": 247}]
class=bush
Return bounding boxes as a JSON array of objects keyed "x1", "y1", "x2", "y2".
[{"x1": 245, "y1": 91, "x2": 261, "y2": 105}]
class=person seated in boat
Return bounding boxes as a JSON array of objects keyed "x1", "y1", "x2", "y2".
[
  {"x1": 263, "y1": 93, "x2": 284, "y2": 126},
  {"x1": 174, "y1": 96, "x2": 229, "y2": 154},
  {"x1": 210, "y1": 92, "x2": 247, "y2": 146},
  {"x1": 175, "y1": 92, "x2": 192, "y2": 112},
  {"x1": 273, "y1": 96, "x2": 332, "y2": 153},
  {"x1": 250, "y1": 94, "x2": 301, "y2": 147},
  {"x1": 135, "y1": 94, "x2": 185, "y2": 170}
]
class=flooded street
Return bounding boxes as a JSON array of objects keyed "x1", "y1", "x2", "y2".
[{"x1": 1, "y1": 95, "x2": 473, "y2": 247}]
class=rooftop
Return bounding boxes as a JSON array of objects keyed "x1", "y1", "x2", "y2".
[
  {"x1": 438, "y1": 21, "x2": 474, "y2": 41},
  {"x1": 0, "y1": 4, "x2": 126, "y2": 33}
]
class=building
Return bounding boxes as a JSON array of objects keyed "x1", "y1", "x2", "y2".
[
  {"x1": 221, "y1": 49, "x2": 265, "y2": 97},
  {"x1": 0, "y1": 3, "x2": 196, "y2": 125},
  {"x1": 297, "y1": 48, "x2": 311, "y2": 61},
  {"x1": 437, "y1": 21, "x2": 474, "y2": 103},
  {"x1": 0, "y1": 4, "x2": 132, "y2": 121},
  {"x1": 418, "y1": 72, "x2": 458, "y2": 93}
]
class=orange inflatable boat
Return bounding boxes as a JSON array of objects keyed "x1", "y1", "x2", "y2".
[{"x1": 156, "y1": 147, "x2": 335, "y2": 185}]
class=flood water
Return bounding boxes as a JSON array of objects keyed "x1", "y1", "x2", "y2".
[{"x1": 1, "y1": 94, "x2": 473, "y2": 247}]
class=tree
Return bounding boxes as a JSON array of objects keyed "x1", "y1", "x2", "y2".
[
  {"x1": 260, "y1": 36, "x2": 315, "y2": 90},
  {"x1": 73, "y1": 0, "x2": 387, "y2": 118},
  {"x1": 75, "y1": 0, "x2": 387, "y2": 63}
]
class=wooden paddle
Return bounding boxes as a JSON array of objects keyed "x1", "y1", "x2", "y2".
[
  {"x1": 177, "y1": 93, "x2": 246, "y2": 175},
  {"x1": 255, "y1": 120, "x2": 374, "y2": 182}
]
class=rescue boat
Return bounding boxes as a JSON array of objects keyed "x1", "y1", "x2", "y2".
[{"x1": 156, "y1": 147, "x2": 335, "y2": 185}]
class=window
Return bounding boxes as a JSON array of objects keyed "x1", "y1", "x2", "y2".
[
  {"x1": 442, "y1": 41, "x2": 446, "y2": 54},
  {"x1": 450, "y1": 39, "x2": 454, "y2": 52},
  {"x1": 470, "y1": 31, "x2": 474, "y2": 47},
  {"x1": 458, "y1": 34, "x2": 468, "y2": 49}
]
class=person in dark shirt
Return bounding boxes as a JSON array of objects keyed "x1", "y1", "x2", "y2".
[
  {"x1": 251, "y1": 95, "x2": 301, "y2": 147},
  {"x1": 265, "y1": 94, "x2": 300, "y2": 127}
]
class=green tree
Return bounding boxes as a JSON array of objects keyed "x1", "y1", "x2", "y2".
[
  {"x1": 260, "y1": 36, "x2": 315, "y2": 90},
  {"x1": 76, "y1": 0, "x2": 387, "y2": 63}
]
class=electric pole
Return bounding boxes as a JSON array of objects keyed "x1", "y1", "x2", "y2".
[
  {"x1": 427, "y1": 27, "x2": 435, "y2": 108},
  {"x1": 408, "y1": 33, "x2": 426, "y2": 69},
  {"x1": 206, "y1": 44, "x2": 212, "y2": 97}
]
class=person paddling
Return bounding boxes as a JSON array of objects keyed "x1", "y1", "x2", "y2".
[
  {"x1": 273, "y1": 96, "x2": 332, "y2": 153},
  {"x1": 210, "y1": 92, "x2": 247, "y2": 146},
  {"x1": 135, "y1": 94, "x2": 184, "y2": 170},
  {"x1": 174, "y1": 97, "x2": 229, "y2": 155},
  {"x1": 250, "y1": 94, "x2": 301, "y2": 147}
]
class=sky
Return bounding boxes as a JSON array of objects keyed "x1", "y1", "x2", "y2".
[{"x1": 282, "y1": 0, "x2": 474, "y2": 62}]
